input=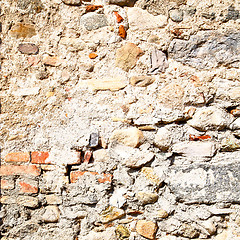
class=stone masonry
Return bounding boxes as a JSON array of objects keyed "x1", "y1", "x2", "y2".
[{"x1": 1, "y1": 0, "x2": 240, "y2": 239}]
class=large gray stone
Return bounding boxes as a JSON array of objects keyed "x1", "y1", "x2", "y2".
[
  {"x1": 167, "y1": 163, "x2": 240, "y2": 203},
  {"x1": 80, "y1": 13, "x2": 108, "y2": 31},
  {"x1": 168, "y1": 31, "x2": 240, "y2": 69}
]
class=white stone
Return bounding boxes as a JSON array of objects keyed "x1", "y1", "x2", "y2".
[
  {"x1": 127, "y1": 7, "x2": 167, "y2": 30},
  {"x1": 172, "y1": 141, "x2": 216, "y2": 157},
  {"x1": 109, "y1": 187, "x2": 127, "y2": 208},
  {"x1": 42, "y1": 205, "x2": 60, "y2": 223}
]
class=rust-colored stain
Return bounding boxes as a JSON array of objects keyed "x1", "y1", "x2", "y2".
[
  {"x1": 113, "y1": 11, "x2": 124, "y2": 23},
  {"x1": 119, "y1": 25, "x2": 127, "y2": 39},
  {"x1": 189, "y1": 134, "x2": 211, "y2": 141},
  {"x1": 85, "y1": 5, "x2": 103, "y2": 12}
]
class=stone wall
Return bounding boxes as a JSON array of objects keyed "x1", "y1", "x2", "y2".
[{"x1": 1, "y1": 0, "x2": 240, "y2": 239}]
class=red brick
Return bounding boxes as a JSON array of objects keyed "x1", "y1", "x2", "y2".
[
  {"x1": 18, "y1": 181, "x2": 38, "y2": 194},
  {"x1": 0, "y1": 165, "x2": 41, "y2": 176},
  {"x1": 1, "y1": 179, "x2": 14, "y2": 190},
  {"x1": 83, "y1": 151, "x2": 92, "y2": 163},
  {"x1": 97, "y1": 173, "x2": 113, "y2": 183},
  {"x1": 70, "y1": 171, "x2": 112, "y2": 184},
  {"x1": 31, "y1": 151, "x2": 51, "y2": 164},
  {"x1": 5, "y1": 152, "x2": 30, "y2": 163}
]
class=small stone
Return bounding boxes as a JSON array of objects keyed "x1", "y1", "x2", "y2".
[
  {"x1": 88, "y1": 77, "x2": 127, "y2": 91},
  {"x1": 169, "y1": 9, "x2": 183, "y2": 22},
  {"x1": 9, "y1": 23, "x2": 36, "y2": 38},
  {"x1": 116, "y1": 42, "x2": 143, "y2": 72},
  {"x1": 172, "y1": 141, "x2": 216, "y2": 157},
  {"x1": 157, "y1": 209, "x2": 168, "y2": 219},
  {"x1": 62, "y1": 0, "x2": 82, "y2": 5},
  {"x1": 109, "y1": 0, "x2": 136, "y2": 7},
  {"x1": 116, "y1": 225, "x2": 130, "y2": 239},
  {"x1": 18, "y1": 43, "x2": 39, "y2": 55},
  {"x1": 93, "y1": 149, "x2": 110, "y2": 162},
  {"x1": 136, "y1": 220, "x2": 157, "y2": 240},
  {"x1": 127, "y1": 7, "x2": 167, "y2": 30},
  {"x1": 17, "y1": 196, "x2": 39, "y2": 208},
  {"x1": 89, "y1": 131, "x2": 99, "y2": 147},
  {"x1": 149, "y1": 49, "x2": 168, "y2": 74},
  {"x1": 125, "y1": 150, "x2": 154, "y2": 168},
  {"x1": 154, "y1": 127, "x2": 172, "y2": 151},
  {"x1": 42, "y1": 205, "x2": 60, "y2": 223},
  {"x1": 89, "y1": 52, "x2": 98, "y2": 59},
  {"x1": 80, "y1": 13, "x2": 108, "y2": 31},
  {"x1": 141, "y1": 167, "x2": 161, "y2": 185},
  {"x1": 221, "y1": 135, "x2": 240, "y2": 152},
  {"x1": 201, "y1": 220, "x2": 216, "y2": 236},
  {"x1": 130, "y1": 76, "x2": 155, "y2": 87},
  {"x1": 136, "y1": 191, "x2": 158, "y2": 205},
  {"x1": 100, "y1": 206, "x2": 125, "y2": 223},
  {"x1": 230, "y1": 118, "x2": 240, "y2": 130},
  {"x1": 188, "y1": 107, "x2": 234, "y2": 131},
  {"x1": 46, "y1": 91, "x2": 54, "y2": 97},
  {"x1": 43, "y1": 55, "x2": 61, "y2": 67},
  {"x1": 119, "y1": 25, "x2": 127, "y2": 39},
  {"x1": 177, "y1": 223, "x2": 199, "y2": 238},
  {"x1": 46, "y1": 195, "x2": 62, "y2": 205},
  {"x1": 110, "y1": 127, "x2": 144, "y2": 148}
]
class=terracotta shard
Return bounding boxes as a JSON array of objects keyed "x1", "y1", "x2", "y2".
[
  {"x1": 113, "y1": 11, "x2": 124, "y2": 23},
  {"x1": 119, "y1": 25, "x2": 127, "y2": 39}
]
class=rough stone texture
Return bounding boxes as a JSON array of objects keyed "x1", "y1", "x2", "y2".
[
  {"x1": 1, "y1": 0, "x2": 240, "y2": 239},
  {"x1": 167, "y1": 163, "x2": 240, "y2": 203},
  {"x1": 80, "y1": 13, "x2": 108, "y2": 31},
  {"x1": 115, "y1": 42, "x2": 143, "y2": 71},
  {"x1": 136, "y1": 220, "x2": 158, "y2": 239},
  {"x1": 188, "y1": 107, "x2": 234, "y2": 131},
  {"x1": 110, "y1": 127, "x2": 144, "y2": 148},
  {"x1": 168, "y1": 31, "x2": 240, "y2": 69}
]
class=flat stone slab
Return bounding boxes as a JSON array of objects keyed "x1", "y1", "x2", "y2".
[
  {"x1": 168, "y1": 31, "x2": 240, "y2": 69},
  {"x1": 167, "y1": 163, "x2": 240, "y2": 203}
]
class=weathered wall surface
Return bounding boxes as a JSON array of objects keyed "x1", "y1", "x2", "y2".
[{"x1": 1, "y1": 0, "x2": 240, "y2": 239}]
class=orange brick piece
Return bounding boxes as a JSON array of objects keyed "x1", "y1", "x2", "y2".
[
  {"x1": 19, "y1": 181, "x2": 38, "y2": 194},
  {"x1": 31, "y1": 151, "x2": 50, "y2": 164},
  {"x1": 5, "y1": 152, "x2": 30, "y2": 163},
  {"x1": 0, "y1": 165, "x2": 41, "y2": 176},
  {"x1": 1, "y1": 179, "x2": 14, "y2": 190},
  {"x1": 119, "y1": 25, "x2": 127, "y2": 39},
  {"x1": 113, "y1": 11, "x2": 124, "y2": 23},
  {"x1": 89, "y1": 52, "x2": 98, "y2": 59},
  {"x1": 97, "y1": 173, "x2": 113, "y2": 183},
  {"x1": 86, "y1": 5, "x2": 103, "y2": 12}
]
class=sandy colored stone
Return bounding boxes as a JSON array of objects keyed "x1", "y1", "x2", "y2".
[
  {"x1": 46, "y1": 195, "x2": 62, "y2": 205},
  {"x1": 136, "y1": 191, "x2": 158, "y2": 205},
  {"x1": 88, "y1": 77, "x2": 127, "y2": 91},
  {"x1": 110, "y1": 127, "x2": 144, "y2": 148},
  {"x1": 215, "y1": 230, "x2": 228, "y2": 240},
  {"x1": 42, "y1": 205, "x2": 60, "y2": 223},
  {"x1": 100, "y1": 206, "x2": 125, "y2": 223},
  {"x1": 62, "y1": 0, "x2": 82, "y2": 5},
  {"x1": 93, "y1": 149, "x2": 110, "y2": 162},
  {"x1": 116, "y1": 43, "x2": 143, "y2": 71},
  {"x1": 17, "y1": 196, "x2": 39, "y2": 208},
  {"x1": 136, "y1": 220, "x2": 157, "y2": 240},
  {"x1": 43, "y1": 55, "x2": 62, "y2": 67},
  {"x1": 229, "y1": 87, "x2": 240, "y2": 101},
  {"x1": 158, "y1": 82, "x2": 184, "y2": 109},
  {"x1": 127, "y1": 7, "x2": 167, "y2": 30},
  {"x1": 141, "y1": 167, "x2": 161, "y2": 185},
  {"x1": 9, "y1": 23, "x2": 36, "y2": 38},
  {"x1": 130, "y1": 76, "x2": 155, "y2": 87},
  {"x1": 157, "y1": 209, "x2": 168, "y2": 219}
]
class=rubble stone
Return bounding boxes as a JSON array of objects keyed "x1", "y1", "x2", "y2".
[{"x1": 136, "y1": 220, "x2": 157, "y2": 240}]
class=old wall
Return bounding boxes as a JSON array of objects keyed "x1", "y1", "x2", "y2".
[{"x1": 1, "y1": 0, "x2": 240, "y2": 239}]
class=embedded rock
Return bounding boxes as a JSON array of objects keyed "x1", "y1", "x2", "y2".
[
  {"x1": 115, "y1": 43, "x2": 143, "y2": 71},
  {"x1": 80, "y1": 13, "x2": 108, "y2": 31},
  {"x1": 187, "y1": 107, "x2": 234, "y2": 131},
  {"x1": 136, "y1": 220, "x2": 158, "y2": 240},
  {"x1": 42, "y1": 206, "x2": 60, "y2": 223},
  {"x1": 167, "y1": 163, "x2": 240, "y2": 203},
  {"x1": 168, "y1": 31, "x2": 240, "y2": 69}
]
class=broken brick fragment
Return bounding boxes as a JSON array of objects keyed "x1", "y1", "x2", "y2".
[
  {"x1": 86, "y1": 5, "x2": 103, "y2": 12},
  {"x1": 31, "y1": 152, "x2": 51, "y2": 164},
  {"x1": 113, "y1": 11, "x2": 124, "y2": 23},
  {"x1": 119, "y1": 25, "x2": 127, "y2": 39},
  {"x1": 83, "y1": 151, "x2": 92, "y2": 163},
  {"x1": 189, "y1": 134, "x2": 211, "y2": 141},
  {"x1": 89, "y1": 52, "x2": 98, "y2": 59}
]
